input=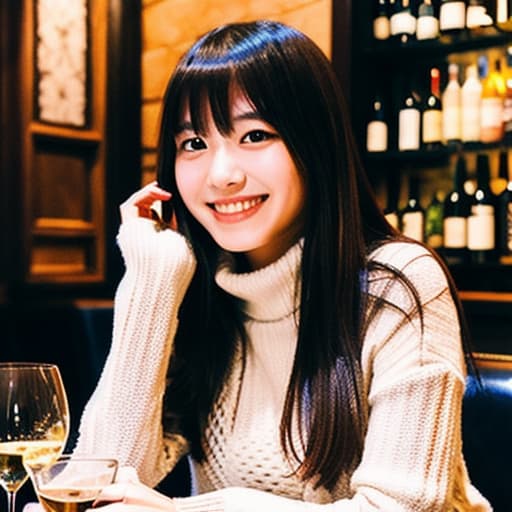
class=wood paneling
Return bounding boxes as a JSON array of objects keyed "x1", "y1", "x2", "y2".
[{"x1": 1, "y1": 0, "x2": 141, "y2": 300}]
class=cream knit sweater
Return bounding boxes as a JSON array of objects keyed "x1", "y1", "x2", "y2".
[{"x1": 75, "y1": 218, "x2": 491, "y2": 512}]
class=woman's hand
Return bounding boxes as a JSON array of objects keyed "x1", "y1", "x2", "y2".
[
  {"x1": 120, "y1": 181, "x2": 172, "y2": 224},
  {"x1": 92, "y1": 467, "x2": 176, "y2": 512}
]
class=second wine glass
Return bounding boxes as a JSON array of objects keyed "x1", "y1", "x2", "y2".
[{"x1": 0, "y1": 363, "x2": 70, "y2": 512}]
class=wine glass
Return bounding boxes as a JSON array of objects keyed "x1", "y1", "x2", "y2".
[
  {"x1": 0, "y1": 363, "x2": 70, "y2": 512},
  {"x1": 28, "y1": 456, "x2": 118, "y2": 512}
]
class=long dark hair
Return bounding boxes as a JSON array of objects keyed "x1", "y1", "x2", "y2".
[{"x1": 157, "y1": 20, "x2": 471, "y2": 490}]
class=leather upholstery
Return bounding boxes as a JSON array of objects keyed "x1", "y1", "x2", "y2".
[{"x1": 463, "y1": 353, "x2": 512, "y2": 512}]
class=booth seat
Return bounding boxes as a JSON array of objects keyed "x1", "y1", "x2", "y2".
[{"x1": 463, "y1": 352, "x2": 512, "y2": 512}]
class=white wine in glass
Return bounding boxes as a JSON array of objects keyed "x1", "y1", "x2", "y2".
[{"x1": 0, "y1": 363, "x2": 70, "y2": 512}]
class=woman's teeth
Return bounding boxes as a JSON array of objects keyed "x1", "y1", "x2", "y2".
[{"x1": 213, "y1": 197, "x2": 263, "y2": 214}]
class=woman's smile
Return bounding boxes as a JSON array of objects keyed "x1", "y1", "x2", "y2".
[{"x1": 208, "y1": 195, "x2": 268, "y2": 218}]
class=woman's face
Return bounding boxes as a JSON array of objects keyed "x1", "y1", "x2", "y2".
[{"x1": 174, "y1": 90, "x2": 305, "y2": 270}]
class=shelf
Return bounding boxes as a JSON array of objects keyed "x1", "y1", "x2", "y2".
[
  {"x1": 367, "y1": 27, "x2": 512, "y2": 60},
  {"x1": 449, "y1": 261, "x2": 512, "y2": 292},
  {"x1": 32, "y1": 218, "x2": 96, "y2": 238},
  {"x1": 365, "y1": 145, "x2": 455, "y2": 165},
  {"x1": 365, "y1": 140, "x2": 509, "y2": 166},
  {"x1": 30, "y1": 121, "x2": 102, "y2": 147}
]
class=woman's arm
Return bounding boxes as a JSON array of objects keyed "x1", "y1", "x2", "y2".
[{"x1": 73, "y1": 216, "x2": 196, "y2": 487}]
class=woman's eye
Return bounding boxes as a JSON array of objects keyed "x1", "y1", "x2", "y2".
[
  {"x1": 241, "y1": 130, "x2": 275, "y2": 144},
  {"x1": 182, "y1": 137, "x2": 206, "y2": 151}
]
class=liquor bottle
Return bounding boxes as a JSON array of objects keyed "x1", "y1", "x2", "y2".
[
  {"x1": 480, "y1": 56, "x2": 506, "y2": 144},
  {"x1": 439, "y1": 0, "x2": 466, "y2": 34},
  {"x1": 496, "y1": 0, "x2": 512, "y2": 30},
  {"x1": 422, "y1": 67, "x2": 444, "y2": 150},
  {"x1": 373, "y1": 0, "x2": 391, "y2": 40},
  {"x1": 425, "y1": 190, "x2": 444, "y2": 248},
  {"x1": 401, "y1": 176, "x2": 425, "y2": 241},
  {"x1": 443, "y1": 154, "x2": 471, "y2": 264},
  {"x1": 398, "y1": 82, "x2": 421, "y2": 151},
  {"x1": 417, "y1": 0, "x2": 440, "y2": 40},
  {"x1": 366, "y1": 93, "x2": 388, "y2": 152},
  {"x1": 461, "y1": 64, "x2": 482, "y2": 143},
  {"x1": 467, "y1": 153, "x2": 497, "y2": 263},
  {"x1": 442, "y1": 63, "x2": 462, "y2": 144},
  {"x1": 496, "y1": 151, "x2": 512, "y2": 257},
  {"x1": 504, "y1": 46, "x2": 512, "y2": 144},
  {"x1": 390, "y1": 0, "x2": 417, "y2": 43},
  {"x1": 490, "y1": 148, "x2": 509, "y2": 195}
]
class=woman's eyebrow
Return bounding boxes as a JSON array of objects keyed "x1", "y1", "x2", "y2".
[{"x1": 233, "y1": 111, "x2": 263, "y2": 122}]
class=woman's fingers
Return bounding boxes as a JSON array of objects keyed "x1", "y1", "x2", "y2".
[{"x1": 120, "y1": 182, "x2": 172, "y2": 222}]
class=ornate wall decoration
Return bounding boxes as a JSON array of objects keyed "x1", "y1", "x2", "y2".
[{"x1": 35, "y1": 0, "x2": 88, "y2": 127}]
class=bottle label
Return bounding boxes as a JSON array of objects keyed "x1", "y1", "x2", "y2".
[
  {"x1": 402, "y1": 211, "x2": 424, "y2": 241},
  {"x1": 481, "y1": 98, "x2": 504, "y2": 128},
  {"x1": 398, "y1": 108, "x2": 420, "y2": 150},
  {"x1": 444, "y1": 217, "x2": 467, "y2": 248},
  {"x1": 373, "y1": 16, "x2": 390, "y2": 40},
  {"x1": 422, "y1": 110, "x2": 442, "y2": 143},
  {"x1": 466, "y1": 6, "x2": 486, "y2": 28},
  {"x1": 442, "y1": 106, "x2": 461, "y2": 141},
  {"x1": 416, "y1": 17, "x2": 439, "y2": 40},
  {"x1": 461, "y1": 105, "x2": 481, "y2": 142},
  {"x1": 503, "y1": 96, "x2": 512, "y2": 134},
  {"x1": 467, "y1": 205, "x2": 495, "y2": 250},
  {"x1": 367, "y1": 120, "x2": 388, "y2": 152},
  {"x1": 390, "y1": 11, "x2": 417, "y2": 36},
  {"x1": 439, "y1": 3, "x2": 465, "y2": 31}
]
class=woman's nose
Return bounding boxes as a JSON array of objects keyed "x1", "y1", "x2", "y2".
[{"x1": 206, "y1": 148, "x2": 246, "y2": 190}]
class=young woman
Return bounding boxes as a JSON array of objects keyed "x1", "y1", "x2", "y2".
[{"x1": 75, "y1": 20, "x2": 490, "y2": 511}]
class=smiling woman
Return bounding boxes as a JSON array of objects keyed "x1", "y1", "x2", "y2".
[{"x1": 72, "y1": 20, "x2": 491, "y2": 512}]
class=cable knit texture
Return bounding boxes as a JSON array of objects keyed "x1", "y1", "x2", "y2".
[{"x1": 75, "y1": 220, "x2": 491, "y2": 511}]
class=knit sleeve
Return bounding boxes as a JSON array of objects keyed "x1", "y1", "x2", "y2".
[
  {"x1": 172, "y1": 243, "x2": 490, "y2": 511},
  {"x1": 73, "y1": 218, "x2": 196, "y2": 487}
]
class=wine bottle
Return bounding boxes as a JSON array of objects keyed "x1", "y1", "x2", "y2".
[
  {"x1": 366, "y1": 93, "x2": 388, "y2": 152},
  {"x1": 490, "y1": 148, "x2": 509, "y2": 195},
  {"x1": 425, "y1": 190, "x2": 444, "y2": 248},
  {"x1": 443, "y1": 154, "x2": 471, "y2": 264},
  {"x1": 401, "y1": 176, "x2": 425, "y2": 241},
  {"x1": 461, "y1": 64, "x2": 482, "y2": 143},
  {"x1": 422, "y1": 67, "x2": 444, "y2": 150},
  {"x1": 496, "y1": 151, "x2": 512, "y2": 257},
  {"x1": 398, "y1": 82, "x2": 421, "y2": 151},
  {"x1": 417, "y1": 0, "x2": 440, "y2": 40},
  {"x1": 467, "y1": 153, "x2": 497, "y2": 263},
  {"x1": 480, "y1": 56, "x2": 506, "y2": 143},
  {"x1": 373, "y1": 0, "x2": 391, "y2": 40},
  {"x1": 439, "y1": 0, "x2": 466, "y2": 34},
  {"x1": 390, "y1": 0, "x2": 417, "y2": 43},
  {"x1": 442, "y1": 63, "x2": 462, "y2": 144}
]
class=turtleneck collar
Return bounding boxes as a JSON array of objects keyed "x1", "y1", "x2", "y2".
[{"x1": 215, "y1": 240, "x2": 303, "y2": 322}]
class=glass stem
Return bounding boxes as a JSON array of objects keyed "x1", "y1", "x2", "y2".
[{"x1": 7, "y1": 491, "x2": 16, "y2": 512}]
